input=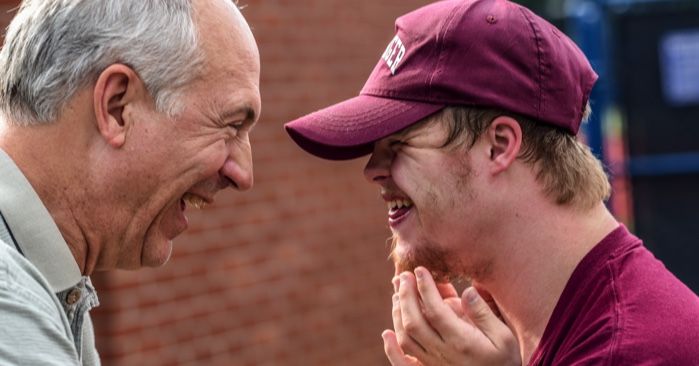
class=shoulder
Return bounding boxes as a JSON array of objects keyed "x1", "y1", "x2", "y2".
[
  {"x1": 609, "y1": 244, "x2": 699, "y2": 364},
  {"x1": 0, "y1": 241, "x2": 80, "y2": 364},
  {"x1": 0, "y1": 240, "x2": 57, "y2": 306},
  {"x1": 537, "y1": 231, "x2": 699, "y2": 365}
]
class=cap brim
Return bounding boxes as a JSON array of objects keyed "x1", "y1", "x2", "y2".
[{"x1": 285, "y1": 95, "x2": 445, "y2": 160}]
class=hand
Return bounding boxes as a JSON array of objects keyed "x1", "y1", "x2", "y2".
[{"x1": 382, "y1": 267, "x2": 521, "y2": 366}]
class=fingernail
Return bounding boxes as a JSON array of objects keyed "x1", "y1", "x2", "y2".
[
  {"x1": 391, "y1": 276, "x2": 400, "y2": 292},
  {"x1": 392, "y1": 293, "x2": 399, "y2": 305},
  {"x1": 400, "y1": 272, "x2": 409, "y2": 284},
  {"x1": 414, "y1": 268, "x2": 424, "y2": 280},
  {"x1": 465, "y1": 287, "x2": 479, "y2": 304},
  {"x1": 381, "y1": 329, "x2": 391, "y2": 341}
]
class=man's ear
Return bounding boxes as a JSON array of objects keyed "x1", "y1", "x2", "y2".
[
  {"x1": 93, "y1": 64, "x2": 143, "y2": 148},
  {"x1": 485, "y1": 116, "x2": 522, "y2": 174}
]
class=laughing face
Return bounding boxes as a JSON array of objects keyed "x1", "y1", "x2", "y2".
[
  {"x1": 90, "y1": 0, "x2": 261, "y2": 270},
  {"x1": 363, "y1": 113, "x2": 491, "y2": 282}
]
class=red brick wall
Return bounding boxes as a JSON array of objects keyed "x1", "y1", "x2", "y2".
[{"x1": 0, "y1": 1, "x2": 433, "y2": 365}]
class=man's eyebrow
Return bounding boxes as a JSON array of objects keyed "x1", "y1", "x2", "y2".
[{"x1": 221, "y1": 106, "x2": 257, "y2": 123}]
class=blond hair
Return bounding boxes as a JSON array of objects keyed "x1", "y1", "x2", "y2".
[{"x1": 439, "y1": 106, "x2": 610, "y2": 209}]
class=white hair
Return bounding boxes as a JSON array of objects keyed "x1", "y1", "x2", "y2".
[{"x1": 0, "y1": 0, "x2": 204, "y2": 125}]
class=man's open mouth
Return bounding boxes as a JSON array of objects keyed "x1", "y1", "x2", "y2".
[
  {"x1": 387, "y1": 198, "x2": 414, "y2": 222},
  {"x1": 181, "y1": 192, "x2": 208, "y2": 210}
]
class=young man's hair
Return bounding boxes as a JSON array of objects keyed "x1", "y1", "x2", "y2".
[{"x1": 439, "y1": 105, "x2": 611, "y2": 209}]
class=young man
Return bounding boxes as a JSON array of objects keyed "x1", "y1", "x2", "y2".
[
  {"x1": 0, "y1": 0, "x2": 260, "y2": 364},
  {"x1": 285, "y1": 0, "x2": 699, "y2": 365}
]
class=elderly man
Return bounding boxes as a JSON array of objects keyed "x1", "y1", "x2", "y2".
[
  {"x1": 286, "y1": 0, "x2": 699, "y2": 365},
  {"x1": 0, "y1": 0, "x2": 260, "y2": 364}
]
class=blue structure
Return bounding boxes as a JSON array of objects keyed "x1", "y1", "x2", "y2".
[{"x1": 567, "y1": 0, "x2": 699, "y2": 177}]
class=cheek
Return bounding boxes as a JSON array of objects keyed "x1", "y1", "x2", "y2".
[
  {"x1": 419, "y1": 171, "x2": 466, "y2": 229},
  {"x1": 417, "y1": 188, "x2": 446, "y2": 234},
  {"x1": 389, "y1": 156, "x2": 416, "y2": 189},
  {"x1": 229, "y1": 138, "x2": 252, "y2": 167},
  {"x1": 193, "y1": 140, "x2": 229, "y2": 177}
]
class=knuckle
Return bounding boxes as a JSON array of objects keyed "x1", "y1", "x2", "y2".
[
  {"x1": 496, "y1": 336, "x2": 520, "y2": 365},
  {"x1": 396, "y1": 334, "x2": 411, "y2": 350},
  {"x1": 471, "y1": 305, "x2": 490, "y2": 321},
  {"x1": 402, "y1": 319, "x2": 419, "y2": 334},
  {"x1": 502, "y1": 334, "x2": 519, "y2": 351},
  {"x1": 422, "y1": 306, "x2": 440, "y2": 322},
  {"x1": 453, "y1": 339, "x2": 470, "y2": 354}
]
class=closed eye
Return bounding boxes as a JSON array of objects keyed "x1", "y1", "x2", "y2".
[
  {"x1": 228, "y1": 122, "x2": 245, "y2": 130},
  {"x1": 389, "y1": 139, "x2": 406, "y2": 149}
]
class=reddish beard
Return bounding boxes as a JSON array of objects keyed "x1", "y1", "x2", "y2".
[{"x1": 390, "y1": 235, "x2": 457, "y2": 283}]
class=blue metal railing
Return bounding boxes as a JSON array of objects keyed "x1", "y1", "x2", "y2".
[
  {"x1": 627, "y1": 152, "x2": 699, "y2": 176},
  {"x1": 566, "y1": 0, "x2": 699, "y2": 178}
]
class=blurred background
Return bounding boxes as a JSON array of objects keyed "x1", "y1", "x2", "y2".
[{"x1": 1, "y1": 0, "x2": 698, "y2": 365}]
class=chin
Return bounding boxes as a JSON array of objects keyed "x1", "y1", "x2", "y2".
[
  {"x1": 390, "y1": 234, "x2": 455, "y2": 282},
  {"x1": 140, "y1": 238, "x2": 174, "y2": 268}
]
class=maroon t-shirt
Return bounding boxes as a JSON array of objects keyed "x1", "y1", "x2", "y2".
[{"x1": 529, "y1": 225, "x2": 699, "y2": 365}]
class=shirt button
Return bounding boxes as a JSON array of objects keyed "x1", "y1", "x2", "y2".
[{"x1": 66, "y1": 288, "x2": 82, "y2": 305}]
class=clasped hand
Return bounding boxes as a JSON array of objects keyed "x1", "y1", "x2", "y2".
[{"x1": 382, "y1": 267, "x2": 521, "y2": 366}]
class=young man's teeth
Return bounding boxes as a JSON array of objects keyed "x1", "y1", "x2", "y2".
[
  {"x1": 387, "y1": 199, "x2": 413, "y2": 211},
  {"x1": 183, "y1": 193, "x2": 206, "y2": 209}
]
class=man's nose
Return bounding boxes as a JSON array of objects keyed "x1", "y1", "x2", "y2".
[
  {"x1": 363, "y1": 144, "x2": 392, "y2": 183},
  {"x1": 219, "y1": 143, "x2": 253, "y2": 191}
]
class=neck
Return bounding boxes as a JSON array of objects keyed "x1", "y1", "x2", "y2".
[
  {"x1": 0, "y1": 113, "x2": 97, "y2": 275},
  {"x1": 469, "y1": 201, "x2": 618, "y2": 364}
]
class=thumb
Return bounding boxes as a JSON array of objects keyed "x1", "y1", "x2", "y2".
[{"x1": 462, "y1": 287, "x2": 514, "y2": 347}]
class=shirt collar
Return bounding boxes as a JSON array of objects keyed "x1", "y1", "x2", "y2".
[{"x1": 0, "y1": 148, "x2": 82, "y2": 292}]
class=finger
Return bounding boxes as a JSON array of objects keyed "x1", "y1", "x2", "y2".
[
  {"x1": 398, "y1": 272, "x2": 438, "y2": 353},
  {"x1": 436, "y1": 282, "x2": 466, "y2": 316},
  {"x1": 392, "y1": 291, "x2": 426, "y2": 357},
  {"x1": 474, "y1": 284, "x2": 503, "y2": 320},
  {"x1": 436, "y1": 282, "x2": 459, "y2": 299},
  {"x1": 413, "y1": 267, "x2": 464, "y2": 339},
  {"x1": 462, "y1": 287, "x2": 515, "y2": 348},
  {"x1": 392, "y1": 276, "x2": 400, "y2": 293},
  {"x1": 382, "y1": 330, "x2": 423, "y2": 366},
  {"x1": 443, "y1": 297, "x2": 467, "y2": 319}
]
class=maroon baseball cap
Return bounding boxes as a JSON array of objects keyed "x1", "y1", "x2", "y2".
[{"x1": 285, "y1": 0, "x2": 598, "y2": 160}]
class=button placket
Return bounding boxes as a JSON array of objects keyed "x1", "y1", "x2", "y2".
[{"x1": 66, "y1": 287, "x2": 82, "y2": 305}]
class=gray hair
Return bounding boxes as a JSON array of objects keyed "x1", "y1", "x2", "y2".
[{"x1": 0, "y1": 0, "x2": 204, "y2": 125}]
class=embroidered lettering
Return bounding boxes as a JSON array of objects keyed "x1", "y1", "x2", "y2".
[{"x1": 381, "y1": 35, "x2": 406, "y2": 75}]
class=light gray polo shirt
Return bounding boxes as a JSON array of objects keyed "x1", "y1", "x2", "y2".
[{"x1": 0, "y1": 148, "x2": 100, "y2": 365}]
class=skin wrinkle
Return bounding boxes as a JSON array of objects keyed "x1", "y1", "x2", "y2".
[{"x1": 0, "y1": 0, "x2": 261, "y2": 274}]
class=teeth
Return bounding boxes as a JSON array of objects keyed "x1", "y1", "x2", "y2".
[
  {"x1": 182, "y1": 193, "x2": 207, "y2": 210},
  {"x1": 386, "y1": 198, "x2": 414, "y2": 211}
]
